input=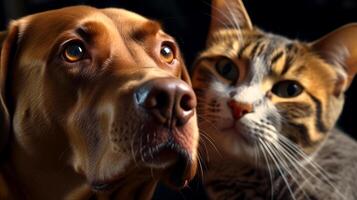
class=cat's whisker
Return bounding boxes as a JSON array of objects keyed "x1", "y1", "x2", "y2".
[
  {"x1": 278, "y1": 149, "x2": 319, "y2": 200},
  {"x1": 256, "y1": 138, "x2": 275, "y2": 200},
  {"x1": 264, "y1": 131, "x2": 347, "y2": 199},
  {"x1": 197, "y1": 115, "x2": 221, "y2": 133},
  {"x1": 263, "y1": 129, "x2": 319, "y2": 168},
  {"x1": 259, "y1": 138, "x2": 298, "y2": 200},
  {"x1": 199, "y1": 130, "x2": 222, "y2": 159},
  {"x1": 196, "y1": 116, "x2": 222, "y2": 157},
  {"x1": 196, "y1": 151, "x2": 206, "y2": 181},
  {"x1": 198, "y1": 133, "x2": 210, "y2": 161},
  {"x1": 276, "y1": 135, "x2": 335, "y2": 181},
  {"x1": 253, "y1": 140, "x2": 260, "y2": 168},
  {"x1": 275, "y1": 142, "x2": 341, "y2": 200},
  {"x1": 275, "y1": 136, "x2": 347, "y2": 199},
  {"x1": 267, "y1": 139, "x2": 315, "y2": 200},
  {"x1": 266, "y1": 140, "x2": 313, "y2": 200}
]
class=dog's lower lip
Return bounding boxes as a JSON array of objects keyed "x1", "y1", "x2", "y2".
[
  {"x1": 162, "y1": 150, "x2": 196, "y2": 189},
  {"x1": 142, "y1": 147, "x2": 179, "y2": 167},
  {"x1": 141, "y1": 142, "x2": 196, "y2": 188},
  {"x1": 91, "y1": 183, "x2": 113, "y2": 191},
  {"x1": 90, "y1": 172, "x2": 127, "y2": 192}
]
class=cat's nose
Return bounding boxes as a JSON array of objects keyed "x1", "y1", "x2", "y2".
[{"x1": 227, "y1": 100, "x2": 254, "y2": 120}]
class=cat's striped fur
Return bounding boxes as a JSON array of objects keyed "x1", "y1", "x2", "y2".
[{"x1": 192, "y1": 0, "x2": 357, "y2": 199}]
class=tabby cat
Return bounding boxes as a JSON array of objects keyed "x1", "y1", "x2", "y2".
[{"x1": 192, "y1": 0, "x2": 357, "y2": 199}]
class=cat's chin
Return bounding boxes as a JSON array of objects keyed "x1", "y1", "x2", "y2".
[
  {"x1": 210, "y1": 123, "x2": 272, "y2": 167},
  {"x1": 221, "y1": 120, "x2": 260, "y2": 146},
  {"x1": 221, "y1": 127, "x2": 255, "y2": 145},
  {"x1": 208, "y1": 128, "x2": 256, "y2": 162}
]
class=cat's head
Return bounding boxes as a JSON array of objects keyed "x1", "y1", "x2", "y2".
[{"x1": 192, "y1": 0, "x2": 357, "y2": 166}]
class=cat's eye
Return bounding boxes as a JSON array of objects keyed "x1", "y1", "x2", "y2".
[
  {"x1": 272, "y1": 80, "x2": 303, "y2": 98},
  {"x1": 63, "y1": 41, "x2": 85, "y2": 62},
  {"x1": 215, "y1": 58, "x2": 239, "y2": 82},
  {"x1": 160, "y1": 43, "x2": 175, "y2": 64}
]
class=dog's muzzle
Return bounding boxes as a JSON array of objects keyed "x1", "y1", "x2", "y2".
[{"x1": 134, "y1": 77, "x2": 197, "y2": 187}]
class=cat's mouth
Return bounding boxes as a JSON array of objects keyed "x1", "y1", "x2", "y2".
[{"x1": 221, "y1": 122, "x2": 256, "y2": 145}]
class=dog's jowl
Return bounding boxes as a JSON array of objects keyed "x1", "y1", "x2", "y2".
[{"x1": 0, "y1": 6, "x2": 199, "y2": 200}]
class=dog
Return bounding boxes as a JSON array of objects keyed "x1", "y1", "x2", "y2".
[{"x1": 0, "y1": 6, "x2": 199, "y2": 200}]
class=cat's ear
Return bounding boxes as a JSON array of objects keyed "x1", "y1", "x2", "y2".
[
  {"x1": 311, "y1": 23, "x2": 357, "y2": 89},
  {"x1": 209, "y1": 0, "x2": 253, "y2": 35}
]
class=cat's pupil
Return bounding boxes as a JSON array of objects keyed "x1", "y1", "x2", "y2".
[
  {"x1": 221, "y1": 65, "x2": 232, "y2": 75},
  {"x1": 287, "y1": 84, "x2": 299, "y2": 96},
  {"x1": 215, "y1": 58, "x2": 238, "y2": 82},
  {"x1": 272, "y1": 80, "x2": 303, "y2": 98}
]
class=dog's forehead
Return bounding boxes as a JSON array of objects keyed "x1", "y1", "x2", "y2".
[
  {"x1": 17, "y1": 6, "x2": 164, "y2": 43},
  {"x1": 101, "y1": 8, "x2": 149, "y2": 24},
  {"x1": 100, "y1": 8, "x2": 164, "y2": 39},
  {"x1": 15, "y1": 6, "x2": 107, "y2": 40}
]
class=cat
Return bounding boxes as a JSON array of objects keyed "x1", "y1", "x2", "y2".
[{"x1": 191, "y1": 0, "x2": 357, "y2": 199}]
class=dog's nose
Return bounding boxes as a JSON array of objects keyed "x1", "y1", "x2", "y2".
[{"x1": 135, "y1": 78, "x2": 196, "y2": 127}]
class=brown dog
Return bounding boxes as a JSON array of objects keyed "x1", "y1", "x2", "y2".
[{"x1": 0, "y1": 6, "x2": 199, "y2": 200}]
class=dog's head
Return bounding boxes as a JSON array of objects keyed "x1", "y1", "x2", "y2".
[{"x1": 0, "y1": 6, "x2": 198, "y2": 194}]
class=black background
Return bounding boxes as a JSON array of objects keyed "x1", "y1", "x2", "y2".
[{"x1": 1, "y1": 0, "x2": 356, "y2": 199}]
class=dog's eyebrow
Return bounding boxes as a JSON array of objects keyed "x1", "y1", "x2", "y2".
[
  {"x1": 75, "y1": 22, "x2": 106, "y2": 42},
  {"x1": 132, "y1": 21, "x2": 162, "y2": 41},
  {"x1": 75, "y1": 27, "x2": 91, "y2": 42}
]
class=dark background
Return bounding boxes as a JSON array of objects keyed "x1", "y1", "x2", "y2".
[{"x1": 1, "y1": 0, "x2": 356, "y2": 199}]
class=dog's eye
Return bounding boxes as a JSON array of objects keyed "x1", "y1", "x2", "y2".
[
  {"x1": 160, "y1": 44, "x2": 175, "y2": 64},
  {"x1": 63, "y1": 42, "x2": 85, "y2": 62}
]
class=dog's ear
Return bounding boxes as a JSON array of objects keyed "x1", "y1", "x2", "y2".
[
  {"x1": 181, "y1": 65, "x2": 192, "y2": 86},
  {"x1": 0, "y1": 23, "x2": 19, "y2": 154},
  {"x1": 0, "y1": 32, "x2": 7, "y2": 45}
]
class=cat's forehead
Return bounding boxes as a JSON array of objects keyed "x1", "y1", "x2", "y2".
[
  {"x1": 236, "y1": 31, "x2": 304, "y2": 78},
  {"x1": 206, "y1": 29, "x2": 304, "y2": 60},
  {"x1": 240, "y1": 31, "x2": 301, "y2": 59}
]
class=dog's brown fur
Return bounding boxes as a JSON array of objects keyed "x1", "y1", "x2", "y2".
[{"x1": 0, "y1": 6, "x2": 199, "y2": 200}]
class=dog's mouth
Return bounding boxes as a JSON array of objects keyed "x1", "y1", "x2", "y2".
[
  {"x1": 129, "y1": 118, "x2": 198, "y2": 188},
  {"x1": 89, "y1": 146, "x2": 196, "y2": 193},
  {"x1": 89, "y1": 128, "x2": 197, "y2": 193},
  {"x1": 162, "y1": 150, "x2": 197, "y2": 188},
  {"x1": 141, "y1": 141, "x2": 197, "y2": 188}
]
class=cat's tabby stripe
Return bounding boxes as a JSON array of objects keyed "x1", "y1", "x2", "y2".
[
  {"x1": 280, "y1": 54, "x2": 295, "y2": 75},
  {"x1": 255, "y1": 43, "x2": 268, "y2": 58},
  {"x1": 271, "y1": 51, "x2": 284, "y2": 65},
  {"x1": 286, "y1": 43, "x2": 299, "y2": 54},
  {"x1": 306, "y1": 92, "x2": 328, "y2": 133},
  {"x1": 250, "y1": 40, "x2": 264, "y2": 58},
  {"x1": 237, "y1": 41, "x2": 252, "y2": 58}
]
